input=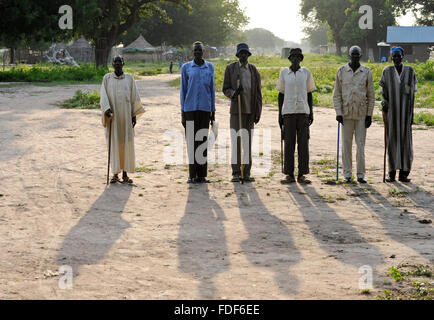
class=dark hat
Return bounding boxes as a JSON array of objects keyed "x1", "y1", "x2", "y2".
[
  {"x1": 288, "y1": 48, "x2": 304, "y2": 61},
  {"x1": 236, "y1": 43, "x2": 252, "y2": 57}
]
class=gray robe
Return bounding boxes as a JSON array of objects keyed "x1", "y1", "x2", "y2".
[{"x1": 379, "y1": 65, "x2": 418, "y2": 172}]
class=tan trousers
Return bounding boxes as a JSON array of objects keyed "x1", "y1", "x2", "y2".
[{"x1": 342, "y1": 119, "x2": 366, "y2": 179}]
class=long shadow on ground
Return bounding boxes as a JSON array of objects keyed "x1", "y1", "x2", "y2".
[
  {"x1": 289, "y1": 183, "x2": 384, "y2": 280},
  {"x1": 234, "y1": 183, "x2": 301, "y2": 296},
  {"x1": 347, "y1": 182, "x2": 433, "y2": 263},
  {"x1": 177, "y1": 184, "x2": 229, "y2": 299},
  {"x1": 56, "y1": 184, "x2": 132, "y2": 276}
]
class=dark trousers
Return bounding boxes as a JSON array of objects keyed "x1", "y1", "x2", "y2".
[
  {"x1": 230, "y1": 113, "x2": 254, "y2": 177},
  {"x1": 283, "y1": 114, "x2": 310, "y2": 176},
  {"x1": 184, "y1": 110, "x2": 210, "y2": 179},
  {"x1": 389, "y1": 170, "x2": 410, "y2": 179}
]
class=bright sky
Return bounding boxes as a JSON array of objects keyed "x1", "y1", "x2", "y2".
[{"x1": 238, "y1": 0, "x2": 417, "y2": 43}]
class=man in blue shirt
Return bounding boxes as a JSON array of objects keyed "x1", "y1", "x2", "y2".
[{"x1": 180, "y1": 41, "x2": 216, "y2": 184}]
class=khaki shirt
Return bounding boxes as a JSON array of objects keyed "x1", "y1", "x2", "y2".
[
  {"x1": 276, "y1": 67, "x2": 316, "y2": 115},
  {"x1": 333, "y1": 64, "x2": 375, "y2": 120}
]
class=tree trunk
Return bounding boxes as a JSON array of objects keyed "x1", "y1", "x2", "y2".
[
  {"x1": 95, "y1": 38, "x2": 112, "y2": 68},
  {"x1": 335, "y1": 40, "x2": 342, "y2": 56},
  {"x1": 10, "y1": 48, "x2": 15, "y2": 64}
]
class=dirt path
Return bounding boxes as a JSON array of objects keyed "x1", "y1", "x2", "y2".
[{"x1": 0, "y1": 74, "x2": 432, "y2": 299}]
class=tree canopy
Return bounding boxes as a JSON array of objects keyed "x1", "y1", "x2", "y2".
[
  {"x1": 120, "y1": 0, "x2": 248, "y2": 47},
  {"x1": 242, "y1": 28, "x2": 285, "y2": 51}
]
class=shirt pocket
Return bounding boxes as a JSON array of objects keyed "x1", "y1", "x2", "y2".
[{"x1": 202, "y1": 69, "x2": 213, "y2": 86}]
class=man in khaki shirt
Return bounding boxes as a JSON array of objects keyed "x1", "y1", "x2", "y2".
[{"x1": 333, "y1": 46, "x2": 375, "y2": 183}]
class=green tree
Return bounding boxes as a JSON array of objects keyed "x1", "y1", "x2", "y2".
[
  {"x1": 302, "y1": 18, "x2": 330, "y2": 47},
  {"x1": 0, "y1": 0, "x2": 71, "y2": 63},
  {"x1": 120, "y1": 0, "x2": 248, "y2": 47},
  {"x1": 300, "y1": 0, "x2": 351, "y2": 56},
  {"x1": 340, "y1": 0, "x2": 396, "y2": 60},
  {"x1": 72, "y1": 0, "x2": 188, "y2": 67},
  {"x1": 243, "y1": 28, "x2": 285, "y2": 50}
]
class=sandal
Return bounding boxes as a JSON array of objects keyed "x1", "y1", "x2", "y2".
[
  {"x1": 297, "y1": 175, "x2": 312, "y2": 184},
  {"x1": 231, "y1": 175, "x2": 240, "y2": 182},
  {"x1": 122, "y1": 176, "x2": 133, "y2": 184},
  {"x1": 110, "y1": 175, "x2": 120, "y2": 184},
  {"x1": 281, "y1": 175, "x2": 296, "y2": 184}
]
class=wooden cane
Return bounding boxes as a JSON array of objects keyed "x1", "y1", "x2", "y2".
[
  {"x1": 336, "y1": 122, "x2": 340, "y2": 181},
  {"x1": 106, "y1": 113, "x2": 113, "y2": 185},
  {"x1": 237, "y1": 79, "x2": 244, "y2": 184},
  {"x1": 281, "y1": 126, "x2": 284, "y2": 174},
  {"x1": 383, "y1": 111, "x2": 388, "y2": 183}
]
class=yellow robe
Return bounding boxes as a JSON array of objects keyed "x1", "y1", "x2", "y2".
[{"x1": 100, "y1": 72, "x2": 144, "y2": 174}]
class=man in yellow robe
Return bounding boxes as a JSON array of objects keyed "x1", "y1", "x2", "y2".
[{"x1": 100, "y1": 56, "x2": 144, "y2": 183}]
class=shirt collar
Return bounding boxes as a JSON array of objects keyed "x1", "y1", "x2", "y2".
[
  {"x1": 239, "y1": 61, "x2": 249, "y2": 69},
  {"x1": 112, "y1": 72, "x2": 125, "y2": 79},
  {"x1": 345, "y1": 63, "x2": 364, "y2": 73},
  {"x1": 287, "y1": 67, "x2": 301, "y2": 74},
  {"x1": 192, "y1": 60, "x2": 208, "y2": 68}
]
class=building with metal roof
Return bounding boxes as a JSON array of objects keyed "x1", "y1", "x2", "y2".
[{"x1": 386, "y1": 26, "x2": 434, "y2": 62}]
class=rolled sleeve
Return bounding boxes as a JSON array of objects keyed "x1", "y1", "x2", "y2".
[
  {"x1": 275, "y1": 69, "x2": 285, "y2": 93},
  {"x1": 306, "y1": 69, "x2": 316, "y2": 93}
]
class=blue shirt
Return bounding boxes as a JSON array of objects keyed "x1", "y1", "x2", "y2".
[{"x1": 180, "y1": 60, "x2": 215, "y2": 112}]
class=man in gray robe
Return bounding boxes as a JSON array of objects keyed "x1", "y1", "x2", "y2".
[{"x1": 379, "y1": 47, "x2": 418, "y2": 183}]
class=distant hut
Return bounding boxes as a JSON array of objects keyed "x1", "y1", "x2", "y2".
[
  {"x1": 386, "y1": 26, "x2": 434, "y2": 62},
  {"x1": 67, "y1": 37, "x2": 95, "y2": 63},
  {"x1": 377, "y1": 42, "x2": 390, "y2": 62},
  {"x1": 122, "y1": 35, "x2": 161, "y2": 62}
]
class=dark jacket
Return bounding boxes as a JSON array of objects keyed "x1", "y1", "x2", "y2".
[{"x1": 222, "y1": 62, "x2": 262, "y2": 121}]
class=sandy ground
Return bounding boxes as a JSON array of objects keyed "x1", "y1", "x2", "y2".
[{"x1": 0, "y1": 73, "x2": 432, "y2": 300}]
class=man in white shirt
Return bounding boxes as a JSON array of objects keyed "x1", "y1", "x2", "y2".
[{"x1": 276, "y1": 48, "x2": 316, "y2": 184}]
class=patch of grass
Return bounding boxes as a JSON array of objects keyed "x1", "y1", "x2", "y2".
[
  {"x1": 406, "y1": 264, "x2": 433, "y2": 278},
  {"x1": 164, "y1": 164, "x2": 174, "y2": 170},
  {"x1": 388, "y1": 188, "x2": 408, "y2": 198},
  {"x1": 135, "y1": 165, "x2": 156, "y2": 173},
  {"x1": 360, "y1": 289, "x2": 371, "y2": 295},
  {"x1": 326, "y1": 195, "x2": 335, "y2": 203},
  {"x1": 413, "y1": 112, "x2": 434, "y2": 127},
  {"x1": 168, "y1": 77, "x2": 181, "y2": 87},
  {"x1": 389, "y1": 266, "x2": 403, "y2": 281},
  {"x1": 60, "y1": 89, "x2": 100, "y2": 109},
  {"x1": 0, "y1": 63, "x2": 107, "y2": 83},
  {"x1": 379, "y1": 264, "x2": 433, "y2": 300}
]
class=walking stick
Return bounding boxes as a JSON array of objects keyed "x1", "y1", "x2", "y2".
[
  {"x1": 106, "y1": 113, "x2": 114, "y2": 185},
  {"x1": 281, "y1": 125, "x2": 284, "y2": 174},
  {"x1": 383, "y1": 112, "x2": 388, "y2": 183},
  {"x1": 336, "y1": 122, "x2": 340, "y2": 181},
  {"x1": 237, "y1": 79, "x2": 244, "y2": 184}
]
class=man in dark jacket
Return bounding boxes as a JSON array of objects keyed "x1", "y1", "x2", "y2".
[{"x1": 223, "y1": 43, "x2": 262, "y2": 182}]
